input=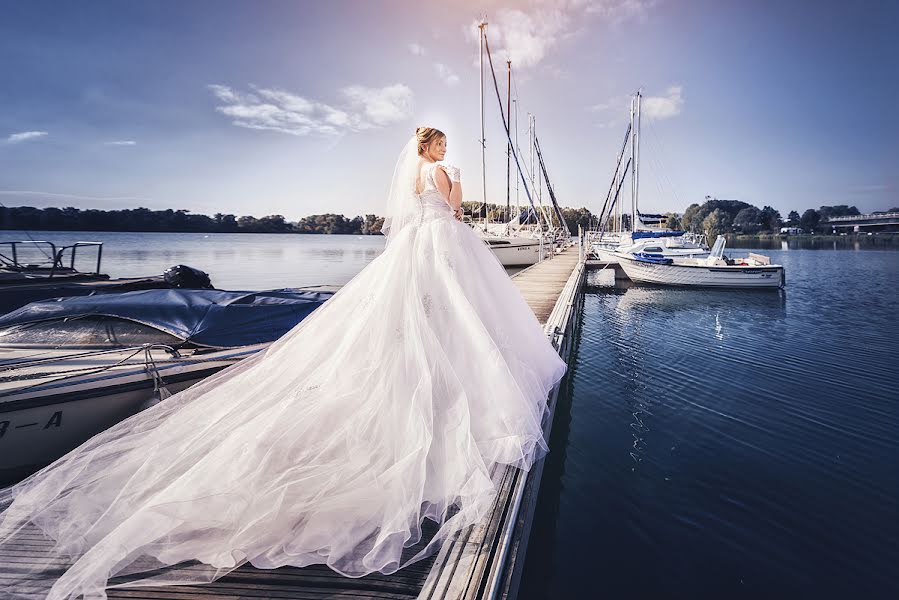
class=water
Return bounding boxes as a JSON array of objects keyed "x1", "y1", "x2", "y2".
[
  {"x1": 1, "y1": 230, "x2": 386, "y2": 289},
  {"x1": 4, "y1": 231, "x2": 897, "y2": 595},
  {"x1": 520, "y1": 248, "x2": 899, "y2": 599}
]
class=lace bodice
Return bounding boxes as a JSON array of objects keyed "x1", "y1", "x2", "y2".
[
  {"x1": 417, "y1": 162, "x2": 444, "y2": 196},
  {"x1": 416, "y1": 162, "x2": 454, "y2": 216}
]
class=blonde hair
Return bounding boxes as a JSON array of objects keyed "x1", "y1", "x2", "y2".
[{"x1": 416, "y1": 127, "x2": 446, "y2": 156}]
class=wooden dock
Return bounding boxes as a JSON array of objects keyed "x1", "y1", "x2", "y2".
[{"x1": 0, "y1": 244, "x2": 587, "y2": 600}]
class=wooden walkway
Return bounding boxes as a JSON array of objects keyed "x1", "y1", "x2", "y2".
[{"x1": 0, "y1": 245, "x2": 586, "y2": 600}]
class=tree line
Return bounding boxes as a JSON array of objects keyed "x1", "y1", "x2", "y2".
[
  {"x1": 0, "y1": 203, "x2": 594, "y2": 236},
  {"x1": 678, "y1": 198, "x2": 894, "y2": 239},
  {"x1": 0, "y1": 206, "x2": 386, "y2": 235},
  {"x1": 4, "y1": 201, "x2": 888, "y2": 238}
]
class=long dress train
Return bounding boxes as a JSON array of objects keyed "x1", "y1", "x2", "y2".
[{"x1": 0, "y1": 157, "x2": 567, "y2": 599}]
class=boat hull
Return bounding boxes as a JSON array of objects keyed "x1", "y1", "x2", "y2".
[
  {"x1": 618, "y1": 257, "x2": 784, "y2": 288},
  {"x1": 487, "y1": 239, "x2": 542, "y2": 266},
  {"x1": 0, "y1": 346, "x2": 261, "y2": 484}
]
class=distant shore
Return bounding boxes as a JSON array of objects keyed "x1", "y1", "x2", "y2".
[{"x1": 726, "y1": 232, "x2": 899, "y2": 248}]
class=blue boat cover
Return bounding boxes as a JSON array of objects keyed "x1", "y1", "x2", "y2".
[
  {"x1": 0, "y1": 288, "x2": 334, "y2": 348},
  {"x1": 632, "y1": 253, "x2": 674, "y2": 265},
  {"x1": 631, "y1": 230, "x2": 685, "y2": 239}
]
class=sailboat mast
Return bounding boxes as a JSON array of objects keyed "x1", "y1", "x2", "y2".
[
  {"x1": 514, "y1": 97, "x2": 519, "y2": 216},
  {"x1": 506, "y1": 60, "x2": 511, "y2": 235},
  {"x1": 630, "y1": 90, "x2": 642, "y2": 232},
  {"x1": 478, "y1": 21, "x2": 488, "y2": 225}
]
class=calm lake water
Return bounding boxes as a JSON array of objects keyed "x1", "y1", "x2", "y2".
[
  {"x1": 1, "y1": 230, "x2": 386, "y2": 289},
  {"x1": 521, "y1": 248, "x2": 898, "y2": 599},
  {"x1": 4, "y1": 231, "x2": 897, "y2": 596}
]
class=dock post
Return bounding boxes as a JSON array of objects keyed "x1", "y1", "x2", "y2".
[{"x1": 578, "y1": 225, "x2": 584, "y2": 263}]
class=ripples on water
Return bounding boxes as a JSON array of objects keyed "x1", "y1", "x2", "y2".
[{"x1": 521, "y1": 249, "x2": 898, "y2": 599}]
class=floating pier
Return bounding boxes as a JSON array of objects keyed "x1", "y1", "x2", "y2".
[{"x1": 0, "y1": 243, "x2": 587, "y2": 600}]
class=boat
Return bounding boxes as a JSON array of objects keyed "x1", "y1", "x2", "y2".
[
  {"x1": 0, "y1": 287, "x2": 333, "y2": 484},
  {"x1": 593, "y1": 233, "x2": 709, "y2": 263},
  {"x1": 587, "y1": 91, "x2": 708, "y2": 260},
  {"x1": 614, "y1": 236, "x2": 785, "y2": 289},
  {"x1": 478, "y1": 231, "x2": 543, "y2": 266},
  {"x1": 466, "y1": 27, "x2": 570, "y2": 268},
  {"x1": 0, "y1": 240, "x2": 213, "y2": 314}
]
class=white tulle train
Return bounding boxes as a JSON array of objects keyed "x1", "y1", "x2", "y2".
[{"x1": 0, "y1": 178, "x2": 566, "y2": 599}]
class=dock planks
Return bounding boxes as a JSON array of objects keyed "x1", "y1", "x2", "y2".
[{"x1": 0, "y1": 245, "x2": 585, "y2": 600}]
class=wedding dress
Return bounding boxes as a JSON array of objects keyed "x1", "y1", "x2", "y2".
[{"x1": 0, "y1": 136, "x2": 567, "y2": 599}]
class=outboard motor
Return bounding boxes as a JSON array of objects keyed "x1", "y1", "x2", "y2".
[{"x1": 163, "y1": 264, "x2": 214, "y2": 289}]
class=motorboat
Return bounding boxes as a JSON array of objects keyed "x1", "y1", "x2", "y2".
[
  {"x1": 0, "y1": 287, "x2": 333, "y2": 484},
  {"x1": 0, "y1": 240, "x2": 213, "y2": 314},
  {"x1": 614, "y1": 236, "x2": 785, "y2": 289}
]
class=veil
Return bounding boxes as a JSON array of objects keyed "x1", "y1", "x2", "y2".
[{"x1": 380, "y1": 135, "x2": 421, "y2": 245}]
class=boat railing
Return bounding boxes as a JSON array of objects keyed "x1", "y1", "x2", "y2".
[{"x1": 0, "y1": 240, "x2": 104, "y2": 276}]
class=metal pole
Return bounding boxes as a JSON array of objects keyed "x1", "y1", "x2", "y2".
[
  {"x1": 514, "y1": 98, "x2": 519, "y2": 216},
  {"x1": 630, "y1": 94, "x2": 636, "y2": 233},
  {"x1": 506, "y1": 59, "x2": 511, "y2": 236},
  {"x1": 479, "y1": 21, "x2": 487, "y2": 218}
]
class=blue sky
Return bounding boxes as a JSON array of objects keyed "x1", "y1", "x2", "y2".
[{"x1": 1, "y1": 0, "x2": 896, "y2": 220}]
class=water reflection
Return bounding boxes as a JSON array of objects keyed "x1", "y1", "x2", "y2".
[{"x1": 521, "y1": 249, "x2": 899, "y2": 599}]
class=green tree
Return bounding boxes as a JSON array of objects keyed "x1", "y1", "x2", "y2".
[
  {"x1": 664, "y1": 212, "x2": 682, "y2": 230},
  {"x1": 818, "y1": 205, "x2": 860, "y2": 221},
  {"x1": 800, "y1": 209, "x2": 820, "y2": 232},
  {"x1": 787, "y1": 210, "x2": 800, "y2": 226},
  {"x1": 734, "y1": 206, "x2": 763, "y2": 233},
  {"x1": 703, "y1": 208, "x2": 732, "y2": 239},
  {"x1": 681, "y1": 203, "x2": 702, "y2": 232},
  {"x1": 759, "y1": 205, "x2": 782, "y2": 231}
]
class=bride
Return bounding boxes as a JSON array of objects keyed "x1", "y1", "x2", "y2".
[{"x1": 0, "y1": 127, "x2": 567, "y2": 599}]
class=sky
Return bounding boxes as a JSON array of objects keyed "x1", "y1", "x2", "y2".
[{"x1": 1, "y1": 0, "x2": 896, "y2": 221}]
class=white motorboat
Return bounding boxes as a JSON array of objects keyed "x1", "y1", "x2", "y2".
[
  {"x1": 615, "y1": 236, "x2": 785, "y2": 289},
  {"x1": 0, "y1": 287, "x2": 333, "y2": 484}
]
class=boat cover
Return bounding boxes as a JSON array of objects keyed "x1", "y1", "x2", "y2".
[
  {"x1": 0, "y1": 288, "x2": 334, "y2": 348},
  {"x1": 632, "y1": 253, "x2": 674, "y2": 265},
  {"x1": 631, "y1": 230, "x2": 686, "y2": 239}
]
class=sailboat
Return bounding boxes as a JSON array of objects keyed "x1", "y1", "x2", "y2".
[
  {"x1": 467, "y1": 21, "x2": 569, "y2": 267},
  {"x1": 590, "y1": 91, "x2": 706, "y2": 263}
]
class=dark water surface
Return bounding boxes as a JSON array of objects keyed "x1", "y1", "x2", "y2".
[{"x1": 521, "y1": 249, "x2": 898, "y2": 599}]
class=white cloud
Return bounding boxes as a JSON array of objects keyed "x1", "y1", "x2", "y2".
[
  {"x1": 434, "y1": 62, "x2": 461, "y2": 86},
  {"x1": 466, "y1": 1, "x2": 655, "y2": 70},
  {"x1": 470, "y1": 9, "x2": 568, "y2": 69},
  {"x1": 579, "y1": 0, "x2": 656, "y2": 25},
  {"x1": 6, "y1": 131, "x2": 48, "y2": 144},
  {"x1": 209, "y1": 83, "x2": 413, "y2": 136},
  {"x1": 105, "y1": 140, "x2": 137, "y2": 146},
  {"x1": 341, "y1": 84, "x2": 415, "y2": 129},
  {"x1": 408, "y1": 42, "x2": 427, "y2": 56},
  {"x1": 642, "y1": 85, "x2": 683, "y2": 119}
]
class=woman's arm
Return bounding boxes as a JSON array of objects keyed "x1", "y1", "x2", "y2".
[
  {"x1": 435, "y1": 166, "x2": 460, "y2": 211},
  {"x1": 435, "y1": 165, "x2": 463, "y2": 220}
]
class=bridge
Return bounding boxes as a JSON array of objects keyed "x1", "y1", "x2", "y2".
[{"x1": 826, "y1": 212, "x2": 899, "y2": 232}]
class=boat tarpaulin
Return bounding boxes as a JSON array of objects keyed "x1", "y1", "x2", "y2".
[
  {"x1": 631, "y1": 230, "x2": 685, "y2": 239},
  {"x1": 0, "y1": 288, "x2": 334, "y2": 348}
]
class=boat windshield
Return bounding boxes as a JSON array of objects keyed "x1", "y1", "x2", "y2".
[
  {"x1": 0, "y1": 317, "x2": 182, "y2": 349},
  {"x1": 709, "y1": 235, "x2": 727, "y2": 260}
]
